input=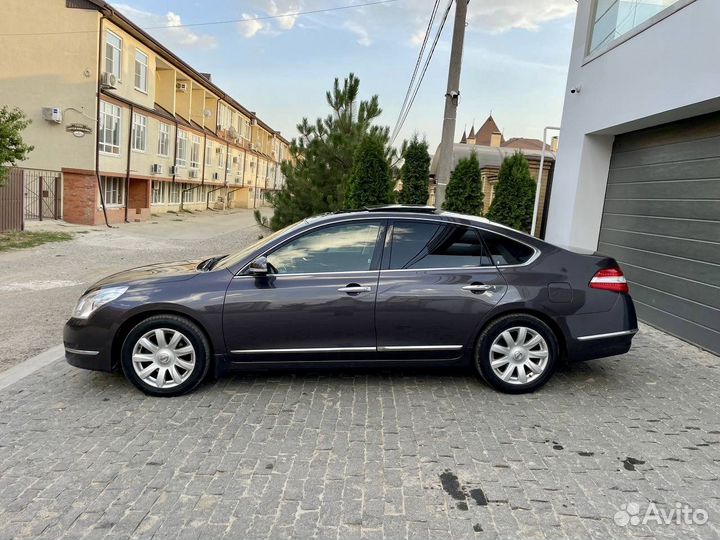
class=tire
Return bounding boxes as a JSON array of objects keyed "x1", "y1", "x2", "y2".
[
  {"x1": 474, "y1": 314, "x2": 558, "y2": 394},
  {"x1": 120, "y1": 314, "x2": 211, "y2": 397}
]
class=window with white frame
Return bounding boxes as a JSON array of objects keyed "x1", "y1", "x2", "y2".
[
  {"x1": 218, "y1": 103, "x2": 231, "y2": 129},
  {"x1": 99, "y1": 101, "x2": 121, "y2": 154},
  {"x1": 101, "y1": 176, "x2": 125, "y2": 206},
  {"x1": 241, "y1": 118, "x2": 251, "y2": 140},
  {"x1": 588, "y1": 0, "x2": 685, "y2": 55},
  {"x1": 236, "y1": 152, "x2": 245, "y2": 173},
  {"x1": 176, "y1": 130, "x2": 188, "y2": 167},
  {"x1": 206, "y1": 140, "x2": 213, "y2": 165},
  {"x1": 151, "y1": 180, "x2": 166, "y2": 204},
  {"x1": 105, "y1": 30, "x2": 122, "y2": 80},
  {"x1": 131, "y1": 113, "x2": 147, "y2": 152},
  {"x1": 134, "y1": 49, "x2": 148, "y2": 92},
  {"x1": 190, "y1": 134, "x2": 201, "y2": 169},
  {"x1": 217, "y1": 145, "x2": 225, "y2": 168},
  {"x1": 169, "y1": 182, "x2": 181, "y2": 204},
  {"x1": 158, "y1": 123, "x2": 170, "y2": 156}
]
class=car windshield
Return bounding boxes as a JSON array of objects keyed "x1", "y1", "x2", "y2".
[{"x1": 212, "y1": 221, "x2": 304, "y2": 270}]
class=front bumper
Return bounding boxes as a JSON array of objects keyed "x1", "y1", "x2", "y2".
[{"x1": 64, "y1": 318, "x2": 114, "y2": 372}]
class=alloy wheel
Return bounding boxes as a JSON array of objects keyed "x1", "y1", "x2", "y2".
[
  {"x1": 489, "y1": 326, "x2": 549, "y2": 385},
  {"x1": 131, "y1": 328, "x2": 196, "y2": 389}
]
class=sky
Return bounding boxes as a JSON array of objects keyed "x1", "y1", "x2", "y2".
[{"x1": 111, "y1": 0, "x2": 578, "y2": 152}]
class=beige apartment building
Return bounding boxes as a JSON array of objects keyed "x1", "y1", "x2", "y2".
[{"x1": 0, "y1": 0, "x2": 290, "y2": 225}]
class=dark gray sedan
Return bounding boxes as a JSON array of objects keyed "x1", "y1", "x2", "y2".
[{"x1": 65, "y1": 206, "x2": 638, "y2": 396}]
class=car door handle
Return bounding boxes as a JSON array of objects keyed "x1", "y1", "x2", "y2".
[
  {"x1": 462, "y1": 284, "x2": 493, "y2": 293},
  {"x1": 338, "y1": 285, "x2": 372, "y2": 294}
]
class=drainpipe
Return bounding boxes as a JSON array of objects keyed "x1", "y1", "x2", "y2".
[
  {"x1": 95, "y1": 16, "x2": 111, "y2": 228},
  {"x1": 531, "y1": 126, "x2": 561, "y2": 238},
  {"x1": 171, "y1": 116, "x2": 179, "y2": 184},
  {"x1": 223, "y1": 140, "x2": 229, "y2": 210},
  {"x1": 124, "y1": 102, "x2": 134, "y2": 223}
]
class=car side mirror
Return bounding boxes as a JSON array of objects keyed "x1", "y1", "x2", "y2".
[{"x1": 248, "y1": 256, "x2": 269, "y2": 275}]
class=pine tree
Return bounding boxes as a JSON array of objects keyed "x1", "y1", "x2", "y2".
[
  {"x1": 269, "y1": 74, "x2": 394, "y2": 230},
  {"x1": 486, "y1": 151, "x2": 536, "y2": 232},
  {"x1": 0, "y1": 106, "x2": 34, "y2": 186},
  {"x1": 397, "y1": 136, "x2": 430, "y2": 205},
  {"x1": 346, "y1": 136, "x2": 393, "y2": 208},
  {"x1": 442, "y1": 151, "x2": 484, "y2": 216}
]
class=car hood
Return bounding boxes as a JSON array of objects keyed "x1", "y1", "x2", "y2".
[{"x1": 89, "y1": 260, "x2": 203, "y2": 291}]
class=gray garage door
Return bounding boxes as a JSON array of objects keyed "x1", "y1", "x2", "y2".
[{"x1": 599, "y1": 112, "x2": 720, "y2": 355}]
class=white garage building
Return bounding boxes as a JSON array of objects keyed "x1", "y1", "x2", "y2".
[{"x1": 546, "y1": 0, "x2": 719, "y2": 354}]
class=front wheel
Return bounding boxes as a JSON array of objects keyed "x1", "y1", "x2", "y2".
[
  {"x1": 475, "y1": 314, "x2": 558, "y2": 394},
  {"x1": 120, "y1": 315, "x2": 211, "y2": 397}
]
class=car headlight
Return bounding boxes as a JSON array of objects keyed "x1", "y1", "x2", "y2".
[{"x1": 72, "y1": 286, "x2": 128, "y2": 319}]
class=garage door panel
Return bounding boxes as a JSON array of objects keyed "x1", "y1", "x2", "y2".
[
  {"x1": 600, "y1": 214, "x2": 719, "y2": 243},
  {"x1": 610, "y1": 136, "x2": 720, "y2": 169},
  {"x1": 598, "y1": 228, "x2": 720, "y2": 264},
  {"x1": 635, "y1": 300, "x2": 720, "y2": 354},
  {"x1": 608, "y1": 158, "x2": 720, "y2": 184},
  {"x1": 605, "y1": 179, "x2": 720, "y2": 200},
  {"x1": 597, "y1": 242, "x2": 720, "y2": 287},
  {"x1": 602, "y1": 199, "x2": 719, "y2": 220},
  {"x1": 620, "y1": 262, "x2": 720, "y2": 309},
  {"x1": 629, "y1": 283, "x2": 719, "y2": 332}
]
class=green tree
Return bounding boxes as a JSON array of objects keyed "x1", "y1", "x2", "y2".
[
  {"x1": 397, "y1": 136, "x2": 430, "y2": 205},
  {"x1": 269, "y1": 73, "x2": 393, "y2": 230},
  {"x1": 442, "y1": 151, "x2": 483, "y2": 216},
  {"x1": 486, "y1": 151, "x2": 536, "y2": 232},
  {"x1": 0, "y1": 107, "x2": 34, "y2": 186},
  {"x1": 346, "y1": 135, "x2": 393, "y2": 208}
]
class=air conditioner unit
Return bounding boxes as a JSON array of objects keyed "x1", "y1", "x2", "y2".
[
  {"x1": 232, "y1": 156, "x2": 239, "y2": 164},
  {"x1": 228, "y1": 126, "x2": 238, "y2": 139},
  {"x1": 176, "y1": 82, "x2": 189, "y2": 92},
  {"x1": 235, "y1": 177, "x2": 241, "y2": 184},
  {"x1": 41, "y1": 107, "x2": 62, "y2": 124},
  {"x1": 212, "y1": 172, "x2": 220, "y2": 180},
  {"x1": 151, "y1": 164, "x2": 163, "y2": 175},
  {"x1": 169, "y1": 165, "x2": 178, "y2": 175},
  {"x1": 215, "y1": 146, "x2": 222, "y2": 154},
  {"x1": 252, "y1": 143, "x2": 260, "y2": 151},
  {"x1": 188, "y1": 169, "x2": 199, "y2": 178},
  {"x1": 100, "y1": 72, "x2": 117, "y2": 88}
]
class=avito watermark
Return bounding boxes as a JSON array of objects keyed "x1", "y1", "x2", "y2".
[{"x1": 614, "y1": 502, "x2": 708, "y2": 527}]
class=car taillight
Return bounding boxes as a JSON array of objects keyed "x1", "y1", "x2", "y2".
[{"x1": 589, "y1": 267, "x2": 629, "y2": 293}]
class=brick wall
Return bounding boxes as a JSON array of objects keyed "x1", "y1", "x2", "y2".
[{"x1": 62, "y1": 169, "x2": 97, "y2": 225}]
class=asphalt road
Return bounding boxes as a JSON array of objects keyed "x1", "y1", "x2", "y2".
[{"x1": 0, "y1": 209, "x2": 269, "y2": 373}]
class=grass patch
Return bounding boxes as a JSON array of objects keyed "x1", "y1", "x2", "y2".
[{"x1": 0, "y1": 231, "x2": 73, "y2": 252}]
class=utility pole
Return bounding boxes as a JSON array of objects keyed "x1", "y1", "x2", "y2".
[{"x1": 434, "y1": 0, "x2": 468, "y2": 210}]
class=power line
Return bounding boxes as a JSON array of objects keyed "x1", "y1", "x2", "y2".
[
  {"x1": 390, "y1": 0, "x2": 452, "y2": 146},
  {"x1": 0, "y1": 0, "x2": 398, "y2": 36},
  {"x1": 390, "y1": 0, "x2": 440, "y2": 143}
]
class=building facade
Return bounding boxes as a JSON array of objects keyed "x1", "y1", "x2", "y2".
[
  {"x1": 0, "y1": 0, "x2": 290, "y2": 225},
  {"x1": 547, "y1": 0, "x2": 719, "y2": 354}
]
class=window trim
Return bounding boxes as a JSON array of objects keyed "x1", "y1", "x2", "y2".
[
  {"x1": 134, "y1": 49, "x2": 149, "y2": 93},
  {"x1": 584, "y1": 0, "x2": 696, "y2": 64},
  {"x1": 131, "y1": 112, "x2": 147, "y2": 152},
  {"x1": 100, "y1": 176, "x2": 125, "y2": 207},
  {"x1": 105, "y1": 29, "x2": 123, "y2": 81},
  {"x1": 175, "y1": 130, "x2": 188, "y2": 168},
  {"x1": 99, "y1": 101, "x2": 121, "y2": 156},
  {"x1": 158, "y1": 122, "x2": 170, "y2": 157}
]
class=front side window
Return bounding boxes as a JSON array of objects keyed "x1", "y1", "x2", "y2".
[
  {"x1": 99, "y1": 101, "x2": 121, "y2": 154},
  {"x1": 158, "y1": 123, "x2": 170, "y2": 156},
  {"x1": 267, "y1": 222, "x2": 382, "y2": 274},
  {"x1": 480, "y1": 230, "x2": 536, "y2": 266},
  {"x1": 101, "y1": 176, "x2": 125, "y2": 206},
  {"x1": 134, "y1": 49, "x2": 148, "y2": 92},
  {"x1": 176, "y1": 130, "x2": 188, "y2": 167},
  {"x1": 105, "y1": 30, "x2": 122, "y2": 80},
  {"x1": 131, "y1": 113, "x2": 147, "y2": 152},
  {"x1": 588, "y1": 0, "x2": 685, "y2": 55},
  {"x1": 190, "y1": 135, "x2": 201, "y2": 169},
  {"x1": 388, "y1": 221, "x2": 490, "y2": 270}
]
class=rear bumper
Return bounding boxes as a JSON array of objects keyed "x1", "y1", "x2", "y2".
[
  {"x1": 569, "y1": 329, "x2": 637, "y2": 362},
  {"x1": 64, "y1": 318, "x2": 114, "y2": 372}
]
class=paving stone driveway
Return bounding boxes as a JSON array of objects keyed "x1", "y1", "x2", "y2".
[{"x1": 0, "y1": 324, "x2": 718, "y2": 539}]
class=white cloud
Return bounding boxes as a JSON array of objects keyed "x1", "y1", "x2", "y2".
[
  {"x1": 466, "y1": 0, "x2": 577, "y2": 33},
  {"x1": 343, "y1": 21, "x2": 371, "y2": 47},
  {"x1": 267, "y1": 0, "x2": 301, "y2": 30},
  {"x1": 237, "y1": 13, "x2": 266, "y2": 38},
  {"x1": 113, "y1": 4, "x2": 218, "y2": 50}
]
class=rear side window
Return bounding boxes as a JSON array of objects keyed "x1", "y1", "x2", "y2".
[
  {"x1": 388, "y1": 221, "x2": 492, "y2": 269},
  {"x1": 480, "y1": 230, "x2": 536, "y2": 266}
]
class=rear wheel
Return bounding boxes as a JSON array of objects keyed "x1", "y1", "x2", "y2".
[
  {"x1": 475, "y1": 314, "x2": 558, "y2": 393},
  {"x1": 121, "y1": 315, "x2": 210, "y2": 397}
]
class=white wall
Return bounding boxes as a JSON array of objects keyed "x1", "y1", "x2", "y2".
[{"x1": 546, "y1": 0, "x2": 720, "y2": 249}]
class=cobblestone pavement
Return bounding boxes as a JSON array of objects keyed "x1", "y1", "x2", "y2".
[{"x1": 0, "y1": 324, "x2": 718, "y2": 539}]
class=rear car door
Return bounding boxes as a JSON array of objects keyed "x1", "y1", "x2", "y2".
[
  {"x1": 223, "y1": 219, "x2": 385, "y2": 359},
  {"x1": 375, "y1": 219, "x2": 508, "y2": 358}
]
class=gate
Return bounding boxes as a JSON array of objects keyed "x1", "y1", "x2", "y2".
[
  {"x1": 0, "y1": 169, "x2": 24, "y2": 232},
  {"x1": 22, "y1": 168, "x2": 62, "y2": 220}
]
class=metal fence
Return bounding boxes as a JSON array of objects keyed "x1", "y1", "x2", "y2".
[
  {"x1": 0, "y1": 169, "x2": 24, "y2": 232},
  {"x1": 22, "y1": 168, "x2": 61, "y2": 221}
]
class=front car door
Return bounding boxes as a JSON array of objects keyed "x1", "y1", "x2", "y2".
[
  {"x1": 223, "y1": 219, "x2": 386, "y2": 361},
  {"x1": 375, "y1": 219, "x2": 508, "y2": 359}
]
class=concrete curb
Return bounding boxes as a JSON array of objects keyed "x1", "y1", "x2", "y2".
[{"x1": 0, "y1": 344, "x2": 65, "y2": 392}]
